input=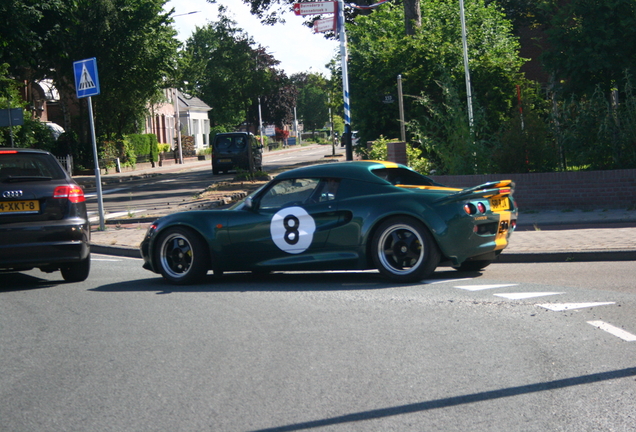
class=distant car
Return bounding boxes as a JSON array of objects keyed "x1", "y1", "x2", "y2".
[
  {"x1": 141, "y1": 161, "x2": 517, "y2": 285},
  {"x1": 340, "y1": 130, "x2": 359, "y2": 147},
  {"x1": 212, "y1": 132, "x2": 263, "y2": 175},
  {"x1": 0, "y1": 148, "x2": 90, "y2": 282}
]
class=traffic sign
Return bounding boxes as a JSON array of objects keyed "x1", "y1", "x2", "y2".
[
  {"x1": 0, "y1": 108, "x2": 24, "y2": 127},
  {"x1": 293, "y1": 1, "x2": 336, "y2": 16},
  {"x1": 73, "y1": 58, "x2": 101, "y2": 98}
]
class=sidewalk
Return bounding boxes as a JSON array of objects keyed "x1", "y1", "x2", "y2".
[{"x1": 82, "y1": 150, "x2": 636, "y2": 262}]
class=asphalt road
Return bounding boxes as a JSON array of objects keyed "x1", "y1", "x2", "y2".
[{"x1": 2, "y1": 259, "x2": 635, "y2": 431}]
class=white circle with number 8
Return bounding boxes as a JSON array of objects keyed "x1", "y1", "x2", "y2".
[{"x1": 270, "y1": 206, "x2": 316, "y2": 254}]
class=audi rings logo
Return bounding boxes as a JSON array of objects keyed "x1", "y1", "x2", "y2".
[{"x1": 2, "y1": 190, "x2": 23, "y2": 198}]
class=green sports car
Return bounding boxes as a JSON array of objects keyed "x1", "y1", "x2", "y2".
[{"x1": 140, "y1": 161, "x2": 517, "y2": 285}]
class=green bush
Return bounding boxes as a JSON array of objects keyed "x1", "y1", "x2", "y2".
[
  {"x1": 100, "y1": 139, "x2": 136, "y2": 170},
  {"x1": 126, "y1": 133, "x2": 150, "y2": 158},
  {"x1": 147, "y1": 133, "x2": 159, "y2": 162}
]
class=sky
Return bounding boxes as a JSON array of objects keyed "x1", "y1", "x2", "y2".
[{"x1": 165, "y1": 0, "x2": 339, "y2": 76}]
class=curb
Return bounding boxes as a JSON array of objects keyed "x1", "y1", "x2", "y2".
[
  {"x1": 91, "y1": 244, "x2": 142, "y2": 259},
  {"x1": 498, "y1": 250, "x2": 636, "y2": 263}
]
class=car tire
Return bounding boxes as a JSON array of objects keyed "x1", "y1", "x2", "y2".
[
  {"x1": 371, "y1": 217, "x2": 440, "y2": 283},
  {"x1": 60, "y1": 256, "x2": 91, "y2": 282},
  {"x1": 156, "y1": 227, "x2": 209, "y2": 285},
  {"x1": 453, "y1": 260, "x2": 493, "y2": 272}
]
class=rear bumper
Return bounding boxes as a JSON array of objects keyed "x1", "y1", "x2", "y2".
[{"x1": 0, "y1": 218, "x2": 90, "y2": 269}]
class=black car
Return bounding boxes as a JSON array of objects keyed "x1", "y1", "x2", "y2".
[
  {"x1": 0, "y1": 148, "x2": 90, "y2": 282},
  {"x1": 212, "y1": 132, "x2": 263, "y2": 175}
]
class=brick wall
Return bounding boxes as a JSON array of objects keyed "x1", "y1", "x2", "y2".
[
  {"x1": 430, "y1": 169, "x2": 636, "y2": 210},
  {"x1": 387, "y1": 141, "x2": 407, "y2": 165}
]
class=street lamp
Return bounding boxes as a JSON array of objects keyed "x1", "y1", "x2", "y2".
[{"x1": 173, "y1": 11, "x2": 200, "y2": 17}]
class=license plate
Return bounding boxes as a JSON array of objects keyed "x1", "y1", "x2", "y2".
[
  {"x1": 0, "y1": 200, "x2": 40, "y2": 213},
  {"x1": 489, "y1": 197, "x2": 510, "y2": 212},
  {"x1": 219, "y1": 158, "x2": 232, "y2": 163}
]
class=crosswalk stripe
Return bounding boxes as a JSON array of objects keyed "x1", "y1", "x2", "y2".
[
  {"x1": 537, "y1": 302, "x2": 615, "y2": 312},
  {"x1": 494, "y1": 292, "x2": 565, "y2": 300},
  {"x1": 454, "y1": 284, "x2": 518, "y2": 291},
  {"x1": 587, "y1": 321, "x2": 636, "y2": 342}
]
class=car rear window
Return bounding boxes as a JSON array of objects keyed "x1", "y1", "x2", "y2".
[
  {"x1": 371, "y1": 167, "x2": 435, "y2": 186},
  {"x1": 0, "y1": 153, "x2": 66, "y2": 182},
  {"x1": 214, "y1": 136, "x2": 247, "y2": 152}
]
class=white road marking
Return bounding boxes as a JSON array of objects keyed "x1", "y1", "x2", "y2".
[
  {"x1": 424, "y1": 278, "x2": 473, "y2": 285},
  {"x1": 494, "y1": 292, "x2": 565, "y2": 300},
  {"x1": 85, "y1": 187, "x2": 129, "y2": 198},
  {"x1": 587, "y1": 321, "x2": 636, "y2": 342},
  {"x1": 454, "y1": 284, "x2": 518, "y2": 291},
  {"x1": 537, "y1": 302, "x2": 615, "y2": 312}
]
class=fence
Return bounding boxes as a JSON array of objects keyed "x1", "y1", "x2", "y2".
[{"x1": 56, "y1": 155, "x2": 73, "y2": 175}]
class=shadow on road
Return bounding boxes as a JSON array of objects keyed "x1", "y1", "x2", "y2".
[
  {"x1": 89, "y1": 269, "x2": 480, "y2": 294},
  {"x1": 250, "y1": 367, "x2": 636, "y2": 432},
  {"x1": 0, "y1": 273, "x2": 64, "y2": 292}
]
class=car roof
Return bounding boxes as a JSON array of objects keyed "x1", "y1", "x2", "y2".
[
  {"x1": 275, "y1": 160, "x2": 417, "y2": 183},
  {"x1": 0, "y1": 147, "x2": 50, "y2": 155}
]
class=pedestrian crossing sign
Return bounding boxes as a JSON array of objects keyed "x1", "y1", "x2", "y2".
[{"x1": 73, "y1": 57, "x2": 100, "y2": 98}]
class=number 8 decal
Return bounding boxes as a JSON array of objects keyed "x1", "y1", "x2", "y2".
[{"x1": 270, "y1": 206, "x2": 316, "y2": 254}]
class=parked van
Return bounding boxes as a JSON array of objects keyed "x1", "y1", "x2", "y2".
[{"x1": 212, "y1": 132, "x2": 263, "y2": 175}]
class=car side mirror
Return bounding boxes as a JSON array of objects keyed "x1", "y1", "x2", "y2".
[{"x1": 244, "y1": 196, "x2": 254, "y2": 210}]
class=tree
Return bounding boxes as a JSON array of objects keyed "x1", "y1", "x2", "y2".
[
  {"x1": 292, "y1": 72, "x2": 330, "y2": 135},
  {"x1": 347, "y1": 1, "x2": 526, "y2": 174},
  {"x1": 181, "y1": 11, "x2": 293, "y2": 131},
  {"x1": 181, "y1": 15, "x2": 258, "y2": 128},
  {"x1": 541, "y1": 0, "x2": 636, "y2": 97},
  {"x1": 0, "y1": 0, "x2": 179, "y2": 165}
]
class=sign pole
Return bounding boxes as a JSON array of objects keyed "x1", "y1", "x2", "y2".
[
  {"x1": 87, "y1": 96, "x2": 105, "y2": 231},
  {"x1": 73, "y1": 57, "x2": 105, "y2": 230},
  {"x1": 397, "y1": 75, "x2": 406, "y2": 142},
  {"x1": 337, "y1": 0, "x2": 353, "y2": 161}
]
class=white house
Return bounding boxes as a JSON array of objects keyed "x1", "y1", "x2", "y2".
[
  {"x1": 176, "y1": 91, "x2": 212, "y2": 150},
  {"x1": 145, "y1": 89, "x2": 211, "y2": 153}
]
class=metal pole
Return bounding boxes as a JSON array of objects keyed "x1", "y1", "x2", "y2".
[
  {"x1": 173, "y1": 88, "x2": 183, "y2": 164},
  {"x1": 397, "y1": 75, "x2": 406, "y2": 142},
  {"x1": 87, "y1": 96, "x2": 105, "y2": 231},
  {"x1": 459, "y1": 0, "x2": 474, "y2": 132},
  {"x1": 258, "y1": 97, "x2": 265, "y2": 148},
  {"x1": 294, "y1": 106, "x2": 300, "y2": 145},
  {"x1": 328, "y1": 97, "x2": 335, "y2": 156},
  {"x1": 337, "y1": 0, "x2": 353, "y2": 161},
  {"x1": 8, "y1": 98, "x2": 14, "y2": 148}
]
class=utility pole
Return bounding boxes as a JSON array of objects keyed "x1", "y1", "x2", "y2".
[{"x1": 337, "y1": 0, "x2": 353, "y2": 161}]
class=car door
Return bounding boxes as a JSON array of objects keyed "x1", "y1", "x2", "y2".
[{"x1": 225, "y1": 178, "x2": 343, "y2": 268}]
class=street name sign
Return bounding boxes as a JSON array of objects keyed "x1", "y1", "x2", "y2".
[
  {"x1": 73, "y1": 57, "x2": 101, "y2": 98},
  {"x1": 293, "y1": 1, "x2": 336, "y2": 16},
  {"x1": 313, "y1": 16, "x2": 337, "y2": 33}
]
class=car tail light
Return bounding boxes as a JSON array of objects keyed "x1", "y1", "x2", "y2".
[
  {"x1": 477, "y1": 202, "x2": 486, "y2": 213},
  {"x1": 54, "y1": 185, "x2": 86, "y2": 203},
  {"x1": 0, "y1": 150, "x2": 18, "y2": 154},
  {"x1": 464, "y1": 203, "x2": 476, "y2": 215}
]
